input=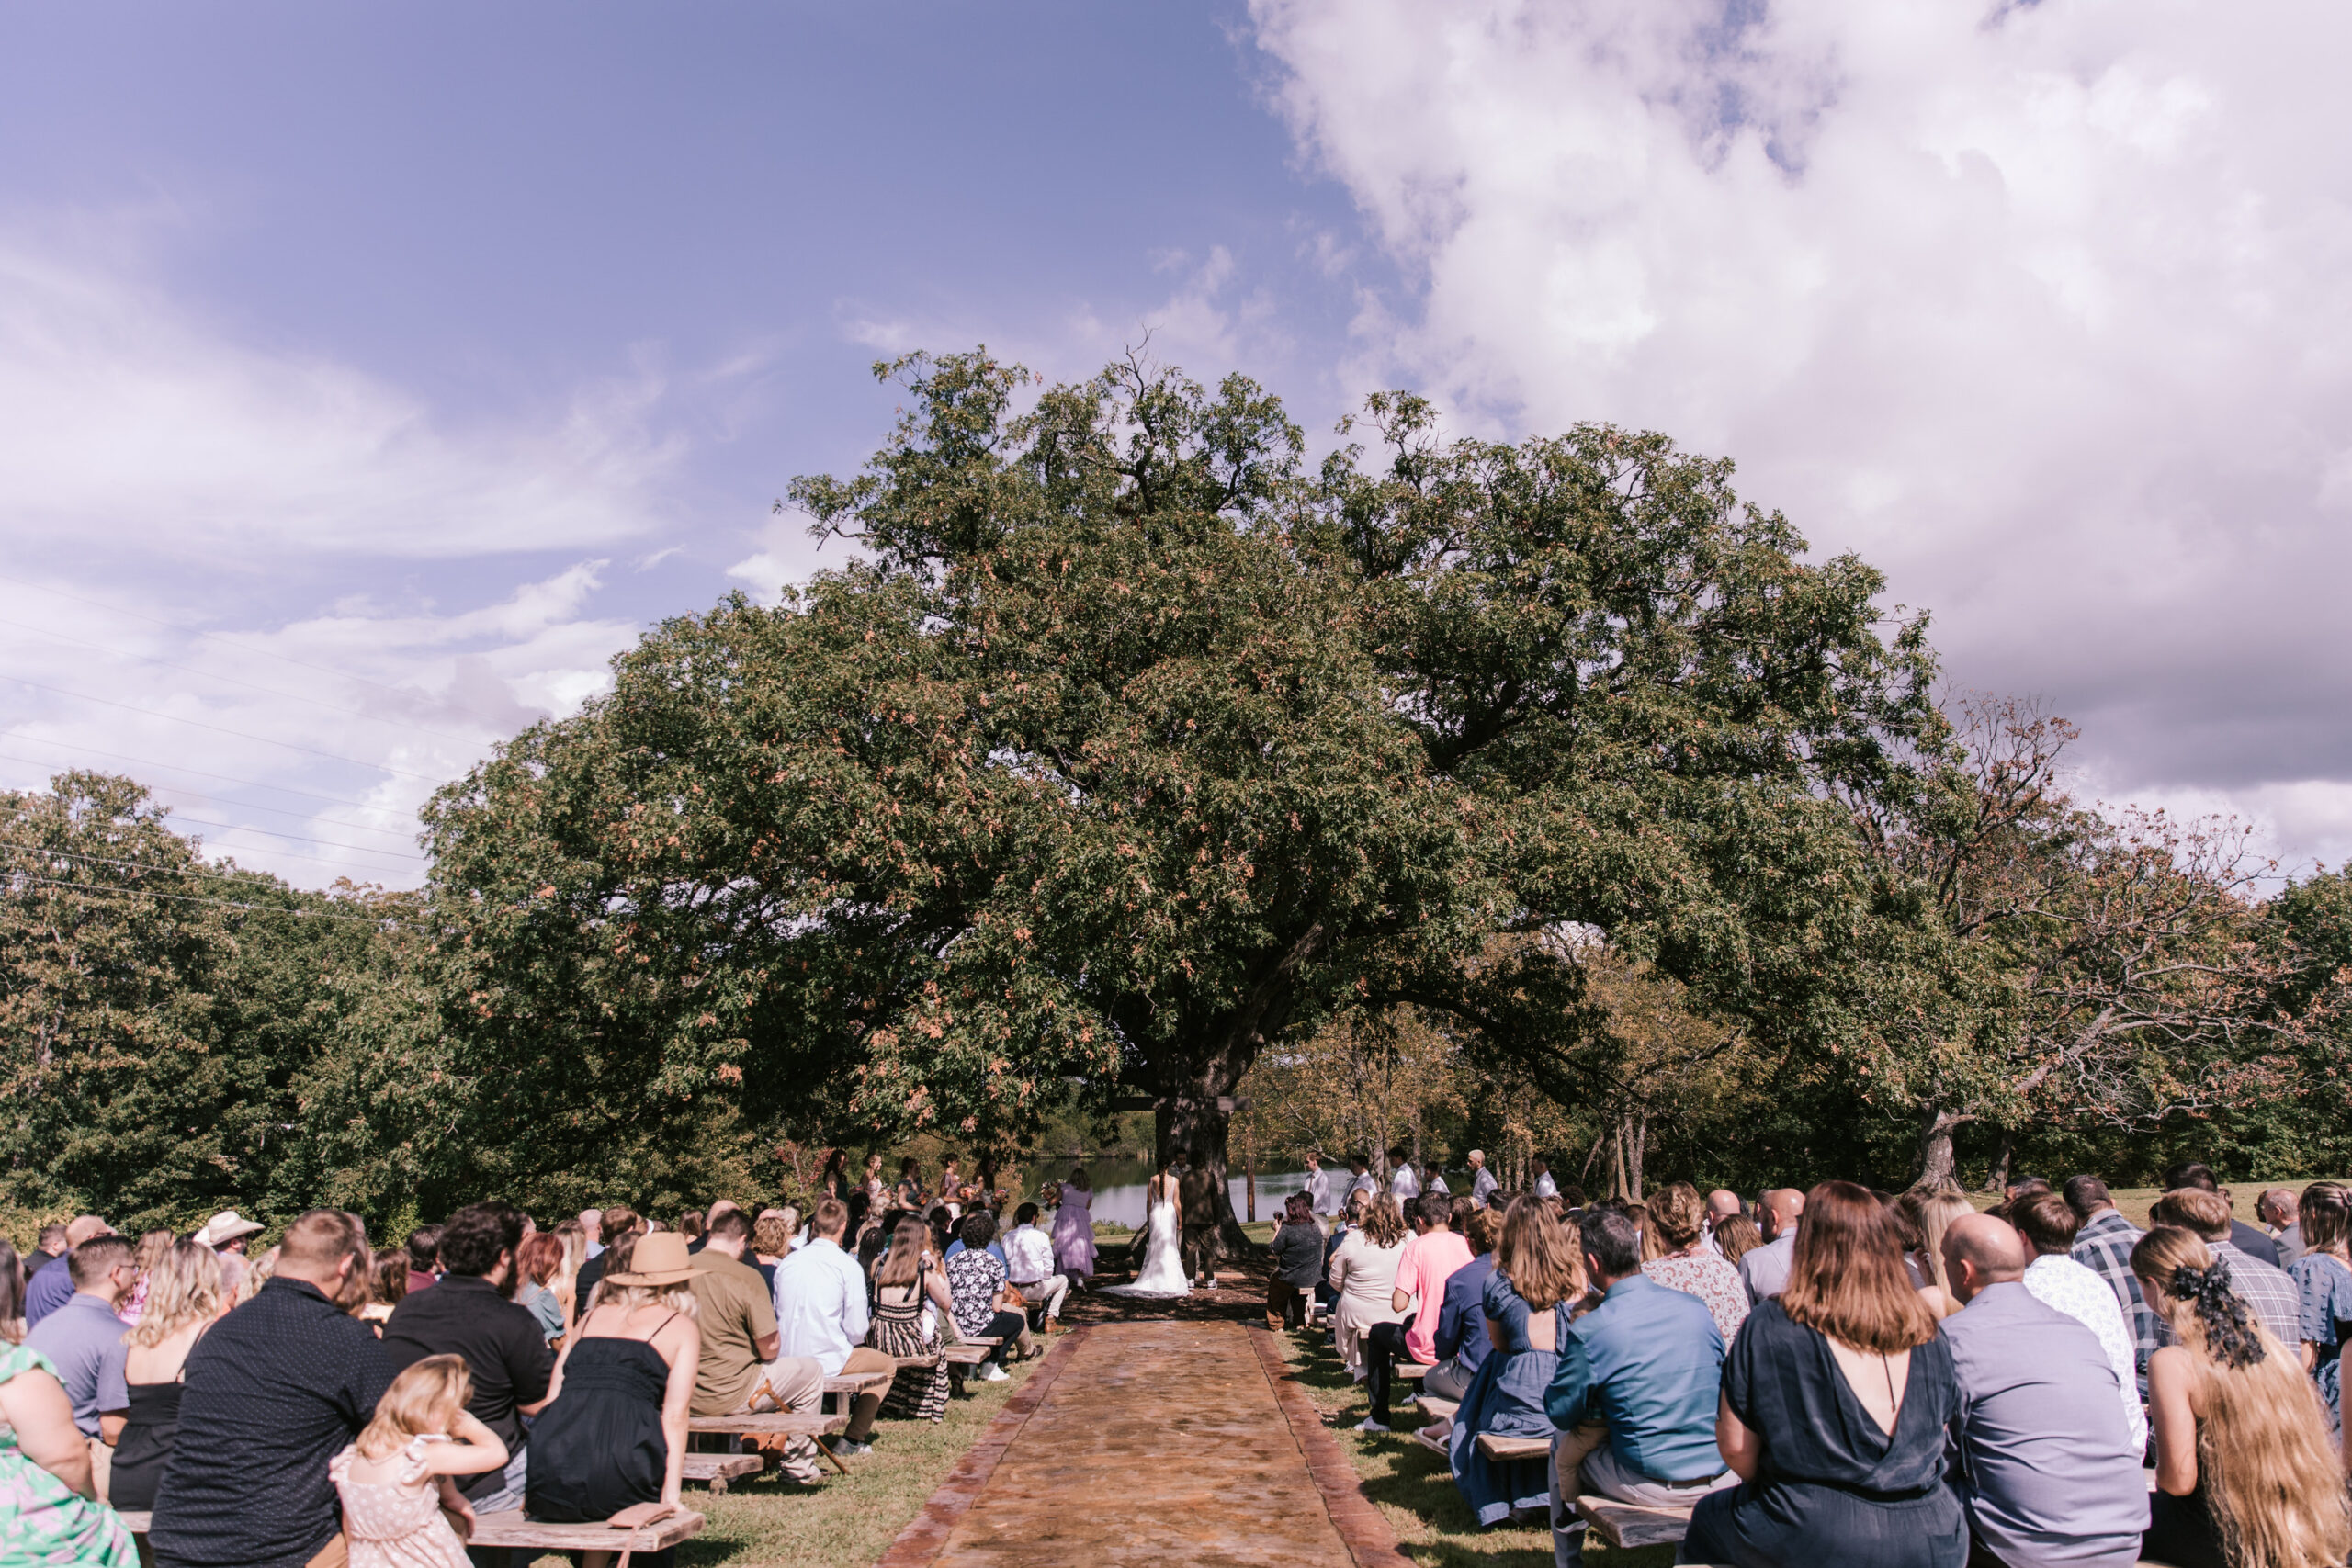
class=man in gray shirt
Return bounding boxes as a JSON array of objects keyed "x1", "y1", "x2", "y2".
[
  {"x1": 1738, "y1": 1189, "x2": 1804, "y2": 1303},
  {"x1": 1939, "y1": 1214, "x2": 2147, "y2": 1568}
]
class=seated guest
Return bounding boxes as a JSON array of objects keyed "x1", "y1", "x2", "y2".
[
  {"x1": 112, "y1": 1241, "x2": 229, "y2": 1513},
  {"x1": 150, "y1": 1210, "x2": 390, "y2": 1568},
  {"x1": 328, "y1": 1355, "x2": 510, "y2": 1565},
  {"x1": 2065, "y1": 1175, "x2": 2157, "y2": 1390},
  {"x1": 1711, "y1": 1213, "x2": 1761, "y2": 1271},
  {"x1": 1640, "y1": 1181, "x2": 1747, "y2": 1345},
  {"x1": 1545, "y1": 1207, "x2": 1734, "y2": 1568},
  {"x1": 1329, "y1": 1196, "x2": 1409, "y2": 1383},
  {"x1": 944, "y1": 1212, "x2": 1030, "y2": 1381},
  {"x1": 23, "y1": 1222, "x2": 69, "y2": 1282},
  {"x1": 1702, "y1": 1190, "x2": 1742, "y2": 1256},
  {"x1": 571, "y1": 1206, "x2": 640, "y2": 1309},
  {"x1": 2285, "y1": 1180, "x2": 2352, "y2": 1434},
  {"x1": 2161, "y1": 1162, "x2": 2281, "y2": 1267},
  {"x1": 870, "y1": 1217, "x2": 957, "y2": 1422},
  {"x1": 380, "y1": 1201, "x2": 552, "y2": 1530},
  {"x1": 1427, "y1": 1204, "x2": 1500, "y2": 1402},
  {"x1": 526, "y1": 1232, "x2": 701, "y2": 1545},
  {"x1": 2009, "y1": 1192, "x2": 2147, "y2": 1455},
  {"x1": 190, "y1": 1212, "x2": 263, "y2": 1303},
  {"x1": 2133, "y1": 1224, "x2": 2349, "y2": 1568},
  {"x1": 1939, "y1": 1213, "x2": 2147, "y2": 1568},
  {"x1": 359, "y1": 1252, "x2": 408, "y2": 1329},
  {"x1": 751, "y1": 1212, "x2": 797, "y2": 1294},
  {"x1": 25, "y1": 1235, "x2": 136, "y2": 1500},
  {"x1": 2263, "y1": 1188, "x2": 2305, "y2": 1267},
  {"x1": 403, "y1": 1224, "x2": 443, "y2": 1297},
  {"x1": 24, "y1": 1217, "x2": 114, "y2": 1329},
  {"x1": 2149, "y1": 1188, "x2": 2301, "y2": 1351},
  {"x1": 1449, "y1": 1195, "x2": 1583, "y2": 1528},
  {"x1": 1363, "y1": 1192, "x2": 1472, "y2": 1432},
  {"x1": 691, "y1": 1209, "x2": 826, "y2": 1484},
  {"x1": 513, "y1": 1232, "x2": 569, "y2": 1344},
  {"x1": 773, "y1": 1198, "x2": 899, "y2": 1457},
  {"x1": 1900, "y1": 1187, "x2": 1972, "y2": 1318},
  {"x1": 0, "y1": 1327, "x2": 137, "y2": 1565},
  {"x1": 1317, "y1": 1190, "x2": 1366, "y2": 1325},
  {"x1": 1002, "y1": 1201, "x2": 1069, "y2": 1333},
  {"x1": 1684, "y1": 1180, "x2": 1963, "y2": 1568},
  {"x1": 1738, "y1": 1189, "x2": 1804, "y2": 1303},
  {"x1": 1266, "y1": 1194, "x2": 1325, "y2": 1332}
]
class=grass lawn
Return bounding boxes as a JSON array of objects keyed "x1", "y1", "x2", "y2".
[
  {"x1": 522, "y1": 1357, "x2": 1039, "y2": 1568},
  {"x1": 1266, "y1": 1322, "x2": 1674, "y2": 1568}
]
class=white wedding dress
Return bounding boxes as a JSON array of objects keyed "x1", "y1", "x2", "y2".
[{"x1": 1103, "y1": 1193, "x2": 1191, "y2": 1296}]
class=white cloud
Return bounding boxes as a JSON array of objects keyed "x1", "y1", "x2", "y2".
[{"x1": 1250, "y1": 0, "x2": 2352, "y2": 851}]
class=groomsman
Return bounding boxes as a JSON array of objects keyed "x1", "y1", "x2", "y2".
[
  {"x1": 1305, "y1": 1152, "x2": 1340, "y2": 1219},
  {"x1": 1468, "y1": 1151, "x2": 1498, "y2": 1206}
]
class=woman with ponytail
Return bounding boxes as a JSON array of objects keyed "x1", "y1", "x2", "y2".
[
  {"x1": 2132, "y1": 1224, "x2": 2349, "y2": 1568},
  {"x1": 2286, "y1": 1181, "x2": 2352, "y2": 1435}
]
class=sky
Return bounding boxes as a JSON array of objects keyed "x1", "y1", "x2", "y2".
[{"x1": 2, "y1": 0, "x2": 2347, "y2": 892}]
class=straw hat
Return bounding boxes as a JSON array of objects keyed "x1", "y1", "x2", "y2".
[
  {"x1": 194, "y1": 1210, "x2": 264, "y2": 1247},
  {"x1": 606, "y1": 1231, "x2": 695, "y2": 1286}
]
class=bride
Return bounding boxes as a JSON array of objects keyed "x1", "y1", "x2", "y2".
[{"x1": 1103, "y1": 1165, "x2": 1190, "y2": 1297}]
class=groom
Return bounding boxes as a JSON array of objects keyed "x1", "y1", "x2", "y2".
[{"x1": 1178, "y1": 1149, "x2": 1222, "y2": 1287}]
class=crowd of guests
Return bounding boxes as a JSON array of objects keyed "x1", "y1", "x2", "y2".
[
  {"x1": 0, "y1": 1156, "x2": 1095, "y2": 1568},
  {"x1": 1295, "y1": 1157, "x2": 2352, "y2": 1568}
]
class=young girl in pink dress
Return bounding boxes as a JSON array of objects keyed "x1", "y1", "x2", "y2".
[{"x1": 331, "y1": 1354, "x2": 510, "y2": 1568}]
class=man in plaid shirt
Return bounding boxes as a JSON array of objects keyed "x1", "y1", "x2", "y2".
[
  {"x1": 2064, "y1": 1175, "x2": 2157, "y2": 1392},
  {"x1": 2150, "y1": 1187, "x2": 2302, "y2": 1349}
]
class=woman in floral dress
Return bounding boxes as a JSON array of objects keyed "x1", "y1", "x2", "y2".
[{"x1": 0, "y1": 1338, "x2": 137, "y2": 1568}]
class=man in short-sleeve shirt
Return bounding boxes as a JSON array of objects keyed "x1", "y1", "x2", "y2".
[
  {"x1": 25, "y1": 1235, "x2": 135, "y2": 1495},
  {"x1": 689, "y1": 1211, "x2": 828, "y2": 1483},
  {"x1": 1359, "y1": 1193, "x2": 1469, "y2": 1431}
]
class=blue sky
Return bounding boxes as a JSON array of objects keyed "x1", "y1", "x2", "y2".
[{"x1": 5, "y1": 0, "x2": 2350, "y2": 887}]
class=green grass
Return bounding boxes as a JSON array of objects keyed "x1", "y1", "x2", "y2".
[
  {"x1": 523, "y1": 1357, "x2": 1038, "y2": 1568},
  {"x1": 1265, "y1": 1325, "x2": 1672, "y2": 1568}
]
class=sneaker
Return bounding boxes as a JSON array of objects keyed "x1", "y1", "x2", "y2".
[
  {"x1": 1355, "y1": 1416, "x2": 1390, "y2": 1433},
  {"x1": 826, "y1": 1437, "x2": 874, "y2": 1457},
  {"x1": 978, "y1": 1363, "x2": 1010, "y2": 1382}
]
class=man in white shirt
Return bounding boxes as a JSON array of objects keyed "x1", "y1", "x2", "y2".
[
  {"x1": 1389, "y1": 1149, "x2": 1421, "y2": 1203},
  {"x1": 1739, "y1": 1189, "x2": 1804, "y2": 1303},
  {"x1": 1305, "y1": 1153, "x2": 1340, "y2": 1219},
  {"x1": 1426, "y1": 1168, "x2": 1450, "y2": 1196},
  {"x1": 1532, "y1": 1156, "x2": 1559, "y2": 1201},
  {"x1": 1347, "y1": 1156, "x2": 1379, "y2": 1204},
  {"x1": 1467, "y1": 1150, "x2": 1498, "y2": 1206},
  {"x1": 1001, "y1": 1201, "x2": 1069, "y2": 1330},
  {"x1": 772, "y1": 1197, "x2": 899, "y2": 1456},
  {"x1": 2007, "y1": 1192, "x2": 2146, "y2": 1454}
]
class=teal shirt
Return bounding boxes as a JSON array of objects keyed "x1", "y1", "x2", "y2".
[{"x1": 1544, "y1": 1273, "x2": 1726, "y2": 1481}]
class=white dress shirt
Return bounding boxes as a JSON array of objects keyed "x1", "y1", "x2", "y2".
[
  {"x1": 772, "y1": 1235, "x2": 870, "y2": 1376},
  {"x1": 1390, "y1": 1164, "x2": 1421, "y2": 1201},
  {"x1": 2023, "y1": 1253, "x2": 2148, "y2": 1455},
  {"x1": 1304, "y1": 1167, "x2": 1337, "y2": 1215},
  {"x1": 1003, "y1": 1223, "x2": 1057, "y2": 1284},
  {"x1": 1532, "y1": 1171, "x2": 1558, "y2": 1199}
]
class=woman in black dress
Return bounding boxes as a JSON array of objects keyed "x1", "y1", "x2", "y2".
[
  {"x1": 1683, "y1": 1180, "x2": 1964, "y2": 1568},
  {"x1": 111, "y1": 1241, "x2": 227, "y2": 1511},
  {"x1": 526, "y1": 1232, "x2": 701, "y2": 1568}
]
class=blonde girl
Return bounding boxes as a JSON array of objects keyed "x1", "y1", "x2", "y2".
[
  {"x1": 111, "y1": 1242, "x2": 230, "y2": 1511},
  {"x1": 1899, "y1": 1186, "x2": 1973, "y2": 1319},
  {"x1": 118, "y1": 1229, "x2": 176, "y2": 1326},
  {"x1": 331, "y1": 1354, "x2": 510, "y2": 1567},
  {"x1": 2133, "y1": 1224, "x2": 2350, "y2": 1568}
]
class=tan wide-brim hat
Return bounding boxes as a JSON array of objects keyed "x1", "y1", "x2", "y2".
[
  {"x1": 606, "y1": 1231, "x2": 695, "y2": 1286},
  {"x1": 195, "y1": 1210, "x2": 264, "y2": 1247}
]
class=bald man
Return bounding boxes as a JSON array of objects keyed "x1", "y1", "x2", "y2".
[
  {"x1": 1939, "y1": 1214, "x2": 2147, "y2": 1568},
  {"x1": 1737, "y1": 1189, "x2": 1804, "y2": 1304},
  {"x1": 1702, "y1": 1190, "x2": 1741, "y2": 1257}
]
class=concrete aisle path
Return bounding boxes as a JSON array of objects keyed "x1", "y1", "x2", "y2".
[{"x1": 878, "y1": 1321, "x2": 1409, "y2": 1568}]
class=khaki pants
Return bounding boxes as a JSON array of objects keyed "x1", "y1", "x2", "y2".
[{"x1": 737, "y1": 1355, "x2": 827, "y2": 1482}]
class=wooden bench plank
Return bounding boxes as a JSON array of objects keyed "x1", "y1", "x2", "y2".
[
  {"x1": 686, "y1": 1412, "x2": 847, "y2": 1436},
  {"x1": 1413, "y1": 1396, "x2": 1460, "y2": 1422},
  {"x1": 1395, "y1": 1361, "x2": 1428, "y2": 1380},
  {"x1": 1475, "y1": 1432, "x2": 1552, "y2": 1461},
  {"x1": 471, "y1": 1506, "x2": 706, "y2": 1551},
  {"x1": 822, "y1": 1370, "x2": 893, "y2": 1395},
  {"x1": 681, "y1": 1453, "x2": 763, "y2": 1495},
  {"x1": 1576, "y1": 1495, "x2": 1693, "y2": 1551},
  {"x1": 941, "y1": 1343, "x2": 993, "y2": 1365}
]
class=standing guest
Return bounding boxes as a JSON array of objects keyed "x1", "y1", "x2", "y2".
[
  {"x1": 525, "y1": 1233, "x2": 701, "y2": 1560},
  {"x1": 2161, "y1": 1162, "x2": 2283, "y2": 1267},
  {"x1": 572, "y1": 1207, "x2": 641, "y2": 1309},
  {"x1": 2265, "y1": 1188, "x2": 2307, "y2": 1268},
  {"x1": 2149, "y1": 1189, "x2": 2301, "y2": 1351},
  {"x1": 1052, "y1": 1167, "x2": 1097, "y2": 1286},
  {"x1": 1427, "y1": 1204, "x2": 1501, "y2": 1402},
  {"x1": 772, "y1": 1198, "x2": 899, "y2": 1457},
  {"x1": 2286, "y1": 1180, "x2": 2352, "y2": 1435},
  {"x1": 1328, "y1": 1196, "x2": 1410, "y2": 1384},
  {"x1": 112, "y1": 1241, "x2": 229, "y2": 1513},
  {"x1": 688, "y1": 1210, "x2": 825, "y2": 1484},
  {"x1": 1532, "y1": 1157, "x2": 1558, "y2": 1201},
  {"x1": 819, "y1": 1147, "x2": 849, "y2": 1202},
  {"x1": 379, "y1": 1202, "x2": 552, "y2": 1532},
  {"x1": 359, "y1": 1253, "x2": 408, "y2": 1331},
  {"x1": 1711, "y1": 1213, "x2": 1762, "y2": 1271},
  {"x1": 149, "y1": 1209, "x2": 391, "y2": 1568},
  {"x1": 2133, "y1": 1225, "x2": 2350, "y2": 1568},
  {"x1": 1939, "y1": 1214, "x2": 2147, "y2": 1568},
  {"x1": 0, "y1": 1239, "x2": 26, "y2": 1341},
  {"x1": 1304, "y1": 1151, "x2": 1340, "y2": 1220},
  {"x1": 513, "y1": 1233, "x2": 569, "y2": 1344},
  {"x1": 577, "y1": 1209, "x2": 605, "y2": 1260},
  {"x1": 1468, "y1": 1150, "x2": 1499, "y2": 1208},
  {"x1": 1363, "y1": 1193, "x2": 1472, "y2": 1432},
  {"x1": 1002, "y1": 1202, "x2": 1069, "y2": 1333},
  {"x1": 1449, "y1": 1196, "x2": 1584, "y2": 1529},
  {"x1": 937, "y1": 1157, "x2": 965, "y2": 1219},
  {"x1": 24, "y1": 1224, "x2": 70, "y2": 1282},
  {"x1": 895, "y1": 1157, "x2": 926, "y2": 1212},
  {"x1": 1346, "y1": 1156, "x2": 1379, "y2": 1205},
  {"x1": 1899, "y1": 1187, "x2": 1972, "y2": 1318},
  {"x1": 944, "y1": 1213, "x2": 1029, "y2": 1382},
  {"x1": 862, "y1": 1153, "x2": 888, "y2": 1211},
  {"x1": 1267, "y1": 1195, "x2": 1326, "y2": 1331},
  {"x1": 119, "y1": 1229, "x2": 176, "y2": 1328},
  {"x1": 25, "y1": 1235, "x2": 137, "y2": 1500},
  {"x1": 0, "y1": 1325, "x2": 138, "y2": 1567},
  {"x1": 402, "y1": 1226, "x2": 444, "y2": 1298},
  {"x1": 2066, "y1": 1174, "x2": 2158, "y2": 1388},
  {"x1": 329, "y1": 1354, "x2": 510, "y2": 1568},
  {"x1": 869, "y1": 1217, "x2": 956, "y2": 1423},
  {"x1": 1641, "y1": 1182, "x2": 1748, "y2": 1344},
  {"x1": 1683, "y1": 1181, "x2": 1963, "y2": 1568},
  {"x1": 1545, "y1": 1207, "x2": 1736, "y2": 1568},
  {"x1": 1738, "y1": 1189, "x2": 1805, "y2": 1304},
  {"x1": 25, "y1": 1218, "x2": 115, "y2": 1329},
  {"x1": 2010, "y1": 1192, "x2": 2148, "y2": 1455}
]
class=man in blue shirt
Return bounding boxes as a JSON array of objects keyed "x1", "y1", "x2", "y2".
[
  {"x1": 25, "y1": 1235, "x2": 136, "y2": 1498},
  {"x1": 23, "y1": 1216, "x2": 113, "y2": 1328},
  {"x1": 1544, "y1": 1208, "x2": 1735, "y2": 1568}
]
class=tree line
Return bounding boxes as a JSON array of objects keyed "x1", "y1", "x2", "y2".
[{"x1": 6, "y1": 350, "x2": 2349, "y2": 1239}]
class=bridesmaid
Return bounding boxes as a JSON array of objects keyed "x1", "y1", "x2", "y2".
[{"x1": 1053, "y1": 1168, "x2": 1098, "y2": 1287}]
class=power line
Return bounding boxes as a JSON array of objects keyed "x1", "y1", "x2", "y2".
[
  {"x1": 164, "y1": 814, "x2": 426, "y2": 862},
  {"x1": 5, "y1": 677, "x2": 446, "y2": 783},
  {"x1": 0, "y1": 614, "x2": 482, "y2": 747},
  {"x1": 2, "y1": 872, "x2": 401, "y2": 924},
  {"x1": 16, "y1": 843, "x2": 416, "y2": 888},
  {"x1": 0, "y1": 739, "x2": 412, "y2": 812},
  {"x1": 139, "y1": 789, "x2": 424, "y2": 843}
]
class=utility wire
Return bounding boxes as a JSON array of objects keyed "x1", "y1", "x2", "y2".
[
  {"x1": 5, "y1": 677, "x2": 445, "y2": 783},
  {"x1": 13, "y1": 844, "x2": 413, "y2": 887},
  {"x1": 165, "y1": 814, "x2": 426, "y2": 862},
  {"x1": 0, "y1": 738, "x2": 413, "y2": 812},
  {"x1": 0, "y1": 614, "x2": 482, "y2": 747},
  {"x1": 2, "y1": 872, "x2": 402, "y2": 924}
]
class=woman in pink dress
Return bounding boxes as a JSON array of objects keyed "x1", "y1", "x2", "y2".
[{"x1": 1052, "y1": 1168, "x2": 1097, "y2": 1285}]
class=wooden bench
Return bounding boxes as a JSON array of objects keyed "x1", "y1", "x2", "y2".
[
  {"x1": 681, "y1": 1452, "x2": 763, "y2": 1494},
  {"x1": 823, "y1": 1369, "x2": 894, "y2": 1397},
  {"x1": 1576, "y1": 1495, "x2": 1694, "y2": 1551},
  {"x1": 115, "y1": 1510, "x2": 707, "y2": 1554},
  {"x1": 1395, "y1": 1361, "x2": 1427, "y2": 1380},
  {"x1": 1413, "y1": 1396, "x2": 1459, "y2": 1423},
  {"x1": 688, "y1": 1410, "x2": 853, "y2": 1477},
  {"x1": 1475, "y1": 1431, "x2": 1553, "y2": 1461}
]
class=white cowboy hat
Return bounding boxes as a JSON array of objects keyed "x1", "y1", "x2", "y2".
[{"x1": 195, "y1": 1210, "x2": 265, "y2": 1247}]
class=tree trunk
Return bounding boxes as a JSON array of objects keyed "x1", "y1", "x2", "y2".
[
  {"x1": 1983, "y1": 1131, "x2": 2014, "y2": 1194},
  {"x1": 1625, "y1": 1114, "x2": 1646, "y2": 1203},
  {"x1": 1609, "y1": 1130, "x2": 1629, "y2": 1201},
  {"x1": 1912, "y1": 1105, "x2": 1972, "y2": 1190},
  {"x1": 1155, "y1": 1085, "x2": 1251, "y2": 1258}
]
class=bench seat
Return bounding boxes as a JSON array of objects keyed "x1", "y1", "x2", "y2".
[
  {"x1": 686, "y1": 1412, "x2": 847, "y2": 1437},
  {"x1": 822, "y1": 1370, "x2": 894, "y2": 1396},
  {"x1": 1412, "y1": 1396, "x2": 1459, "y2": 1423},
  {"x1": 112, "y1": 1509, "x2": 707, "y2": 1553},
  {"x1": 681, "y1": 1452, "x2": 763, "y2": 1494},
  {"x1": 1474, "y1": 1432, "x2": 1552, "y2": 1461},
  {"x1": 1576, "y1": 1495, "x2": 1693, "y2": 1551}
]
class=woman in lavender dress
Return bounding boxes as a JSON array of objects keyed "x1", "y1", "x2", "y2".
[{"x1": 1052, "y1": 1168, "x2": 1097, "y2": 1285}]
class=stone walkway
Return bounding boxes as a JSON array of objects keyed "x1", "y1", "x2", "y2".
[{"x1": 877, "y1": 1321, "x2": 1409, "y2": 1568}]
